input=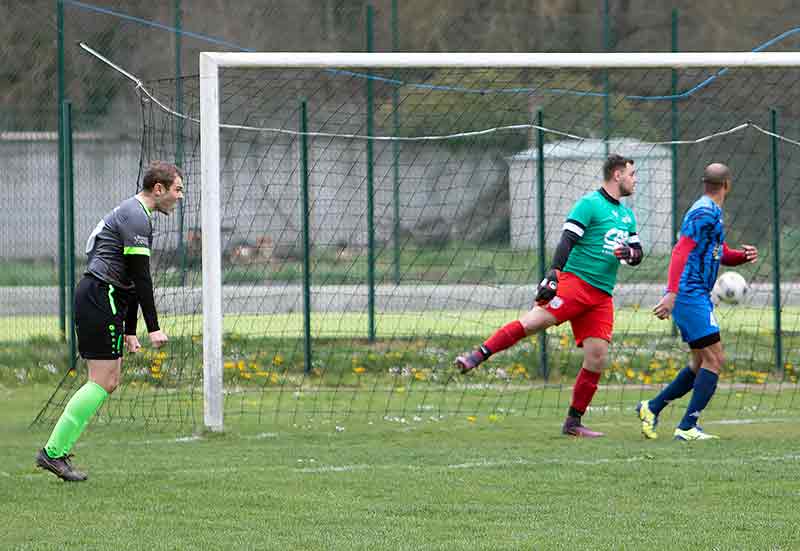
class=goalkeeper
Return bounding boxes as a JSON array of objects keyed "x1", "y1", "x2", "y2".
[
  {"x1": 455, "y1": 154, "x2": 643, "y2": 437},
  {"x1": 35, "y1": 161, "x2": 183, "y2": 481}
]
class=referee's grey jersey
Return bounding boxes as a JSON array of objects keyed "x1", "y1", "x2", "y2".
[{"x1": 85, "y1": 196, "x2": 153, "y2": 290}]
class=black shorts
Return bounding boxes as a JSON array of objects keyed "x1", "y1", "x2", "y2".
[{"x1": 74, "y1": 275, "x2": 131, "y2": 360}]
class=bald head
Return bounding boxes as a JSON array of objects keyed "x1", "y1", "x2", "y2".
[{"x1": 703, "y1": 163, "x2": 731, "y2": 187}]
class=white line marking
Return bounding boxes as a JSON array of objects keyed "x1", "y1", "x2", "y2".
[{"x1": 706, "y1": 417, "x2": 796, "y2": 425}]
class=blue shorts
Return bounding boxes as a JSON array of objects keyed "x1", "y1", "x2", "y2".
[{"x1": 672, "y1": 297, "x2": 721, "y2": 349}]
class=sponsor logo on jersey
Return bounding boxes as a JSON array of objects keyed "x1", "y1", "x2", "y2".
[
  {"x1": 548, "y1": 297, "x2": 564, "y2": 309},
  {"x1": 603, "y1": 228, "x2": 630, "y2": 253}
]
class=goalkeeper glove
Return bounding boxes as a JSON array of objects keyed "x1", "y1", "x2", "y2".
[
  {"x1": 614, "y1": 243, "x2": 642, "y2": 265},
  {"x1": 535, "y1": 269, "x2": 559, "y2": 305}
]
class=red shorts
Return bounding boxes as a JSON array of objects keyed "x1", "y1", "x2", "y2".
[{"x1": 542, "y1": 271, "x2": 614, "y2": 347}]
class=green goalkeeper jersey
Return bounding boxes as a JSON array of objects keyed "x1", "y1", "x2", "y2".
[{"x1": 562, "y1": 188, "x2": 639, "y2": 295}]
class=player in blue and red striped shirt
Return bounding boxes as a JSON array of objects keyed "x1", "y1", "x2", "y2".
[{"x1": 638, "y1": 163, "x2": 757, "y2": 441}]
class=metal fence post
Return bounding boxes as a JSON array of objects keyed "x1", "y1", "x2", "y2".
[
  {"x1": 300, "y1": 100, "x2": 312, "y2": 374},
  {"x1": 770, "y1": 108, "x2": 783, "y2": 374},
  {"x1": 366, "y1": 4, "x2": 376, "y2": 342},
  {"x1": 537, "y1": 109, "x2": 548, "y2": 380}
]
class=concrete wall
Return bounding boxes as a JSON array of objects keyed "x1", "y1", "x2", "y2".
[
  {"x1": 508, "y1": 139, "x2": 673, "y2": 254},
  {"x1": 0, "y1": 135, "x2": 140, "y2": 259},
  {"x1": 1, "y1": 134, "x2": 507, "y2": 260}
]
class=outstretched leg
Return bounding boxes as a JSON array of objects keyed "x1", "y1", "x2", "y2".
[{"x1": 455, "y1": 306, "x2": 557, "y2": 373}]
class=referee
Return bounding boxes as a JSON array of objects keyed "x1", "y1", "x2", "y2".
[{"x1": 36, "y1": 161, "x2": 183, "y2": 481}]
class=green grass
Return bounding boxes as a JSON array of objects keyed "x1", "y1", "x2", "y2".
[
  {"x1": 3, "y1": 305, "x2": 799, "y2": 342},
  {"x1": 3, "y1": 385, "x2": 799, "y2": 550}
]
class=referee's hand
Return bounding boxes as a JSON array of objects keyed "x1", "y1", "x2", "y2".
[
  {"x1": 124, "y1": 335, "x2": 142, "y2": 354},
  {"x1": 149, "y1": 330, "x2": 169, "y2": 348}
]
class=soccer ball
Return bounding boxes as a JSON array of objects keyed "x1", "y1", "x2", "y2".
[{"x1": 712, "y1": 271, "x2": 748, "y2": 305}]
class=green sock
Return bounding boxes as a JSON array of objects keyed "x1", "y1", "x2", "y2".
[{"x1": 44, "y1": 381, "x2": 108, "y2": 458}]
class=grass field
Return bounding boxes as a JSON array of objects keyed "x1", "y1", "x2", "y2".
[
  {"x1": 3, "y1": 305, "x2": 799, "y2": 342},
  {"x1": 3, "y1": 385, "x2": 799, "y2": 550}
]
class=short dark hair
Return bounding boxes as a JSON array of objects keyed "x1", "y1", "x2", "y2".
[
  {"x1": 603, "y1": 154, "x2": 634, "y2": 181},
  {"x1": 142, "y1": 161, "x2": 182, "y2": 191}
]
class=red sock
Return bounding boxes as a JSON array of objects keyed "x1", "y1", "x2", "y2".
[
  {"x1": 482, "y1": 320, "x2": 527, "y2": 357},
  {"x1": 570, "y1": 368, "x2": 601, "y2": 415}
]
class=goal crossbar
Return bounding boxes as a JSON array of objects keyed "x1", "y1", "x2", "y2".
[{"x1": 201, "y1": 51, "x2": 800, "y2": 69}]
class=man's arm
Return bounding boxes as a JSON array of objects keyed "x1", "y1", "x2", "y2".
[
  {"x1": 118, "y1": 204, "x2": 167, "y2": 346},
  {"x1": 653, "y1": 235, "x2": 696, "y2": 320},
  {"x1": 125, "y1": 292, "x2": 139, "y2": 335},
  {"x1": 614, "y1": 233, "x2": 643, "y2": 266},
  {"x1": 550, "y1": 226, "x2": 582, "y2": 271},
  {"x1": 534, "y1": 222, "x2": 582, "y2": 304},
  {"x1": 123, "y1": 254, "x2": 160, "y2": 333},
  {"x1": 666, "y1": 235, "x2": 696, "y2": 293},
  {"x1": 722, "y1": 242, "x2": 758, "y2": 265}
]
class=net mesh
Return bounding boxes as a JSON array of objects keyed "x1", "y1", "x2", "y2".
[{"x1": 36, "y1": 63, "x2": 800, "y2": 427}]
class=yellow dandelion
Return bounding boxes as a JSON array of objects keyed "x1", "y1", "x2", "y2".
[
  {"x1": 353, "y1": 367, "x2": 366, "y2": 374},
  {"x1": 414, "y1": 371, "x2": 426, "y2": 381},
  {"x1": 273, "y1": 355, "x2": 284, "y2": 366},
  {"x1": 270, "y1": 373, "x2": 280, "y2": 384},
  {"x1": 224, "y1": 361, "x2": 235, "y2": 370},
  {"x1": 250, "y1": 363, "x2": 259, "y2": 371},
  {"x1": 625, "y1": 368, "x2": 635, "y2": 379},
  {"x1": 237, "y1": 360, "x2": 245, "y2": 370},
  {"x1": 467, "y1": 416, "x2": 477, "y2": 423},
  {"x1": 643, "y1": 375, "x2": 652, "y2": 385},
  {"x1": 241, "y1": 372, "x2": 252, "y2": 379},
  {"x1": 488, "y1": 414, "x2": 499, "y2": 422},
  {"x1": 151, "y1": 373, "x2": 162, "y2": 380}
]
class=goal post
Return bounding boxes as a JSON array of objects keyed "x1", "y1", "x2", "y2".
[
  {"x1": 194, "y1": 52, "x2": 800, "y2": 431},
  {"x1": 199, "y1": 53, "x2": 224, "y2": 431}
]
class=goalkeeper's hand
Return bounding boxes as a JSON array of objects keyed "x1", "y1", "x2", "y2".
[
  {"x1": 534, "y1": 269, "x2": 559, "y2": 305},
  {"x1": 614, "y1": 243, "x2": 642, "y2": 265}
]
